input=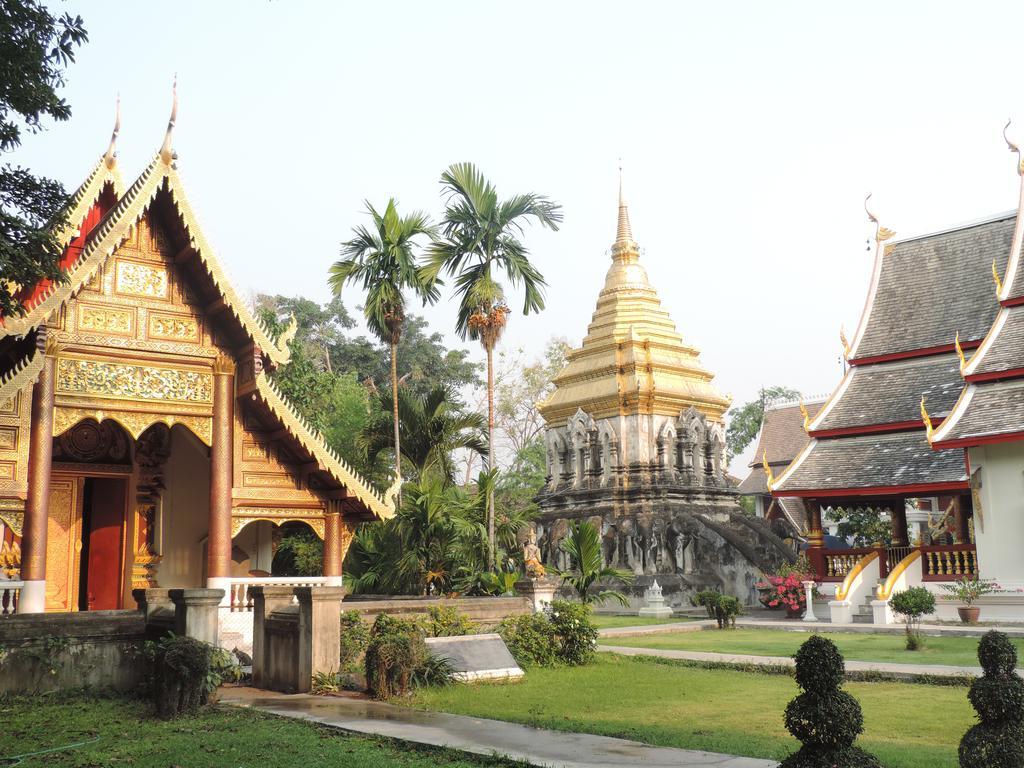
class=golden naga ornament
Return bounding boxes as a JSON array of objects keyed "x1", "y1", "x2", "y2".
[
  {"x1": 954, "y1": 332, "x2": 967, "y2": 376},
  {"x1": 799, "y1": 398, "x2": 811, "y2": 433},
  {"x1": 762, "y1": 449, "x2": 775, "y2": 490},
  {"x1": 993, "y1": 258, "x2": 1004, "y2": 296},
  {"x1": 1004, "y1": 119, "x2": 1024, "y2": 176},
  {"x1": 920, "y1": 396, "x2": 934, "y2": 442},
  {"x1": 864, "y1": 194, "x2": 895, "y2": 244},
  {"x1": 839, "y1": 325, "x2": 851, "y2": 359}
]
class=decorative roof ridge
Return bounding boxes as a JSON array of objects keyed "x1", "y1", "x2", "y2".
[
  {"x1": 0, "y1": 348, "x2": 44, "y2": 404},
  {"x1": 765, "y1": 394, "x2": 829, "y2": 411},
  {"x1": 884, "y1": 209, "x2": 1017, "y2": 249},
  {"x1": 996, "y1": 120, "x2": 1024, "y2": 301},
  {"x1": 845, "y1": 195, "x2": 894, "y2": 362},
  {"x1": 254, "y1": 370, "x2": 395, "y2": 520},
  {"x1": 927, "y1": 383, "x2": 974, "y2": 445}
]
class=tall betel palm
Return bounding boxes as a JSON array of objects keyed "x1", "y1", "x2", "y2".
[
  {"x1": 426, "y1": 164, "x2": 562, "y2": 568},
  {"x1": 329, "y1": 199, "x2": 437, "y2": 487}
]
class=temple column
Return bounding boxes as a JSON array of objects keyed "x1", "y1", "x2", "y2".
[
  {"x1": 805, "y1": 500, "x2": 826, "y2": 581},
  {"x1": 18, "y1": 337, "x2": 58, "y2": 613},
  {"x1": 207, "y1": 355, "x2": 234, "y2": 596},
  {"x1": 891, "y1": 501, "x2": 909, "y2": 546},
  {"x1": 322, "y1": 507, "x2": 343, "y2": 587}
]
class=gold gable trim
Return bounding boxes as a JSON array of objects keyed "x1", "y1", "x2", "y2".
[
  {"x1": 0, "y1": 350, "x2": 43, "y2": 407},
  {"x1": 253, "y1": 371, "x2": 394, "y2": 520},
  {"x1": 53, "y1": 405, "x2": 212, "y2": 445},
  {"x1": 1, "y1": 154, "x2": 292, "y2": 367}
]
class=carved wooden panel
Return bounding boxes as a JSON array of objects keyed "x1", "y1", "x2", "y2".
[
  {"x1": 44, "y1": 476, "x2": 82, "y2": 612},
  {"x1": 0, "y1": 392, "x2": 30, "y2": 500}
]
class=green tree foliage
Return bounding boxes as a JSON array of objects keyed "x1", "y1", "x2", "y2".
[
  {"x1": 0, "y1": 0, "x2": 88, "y2": 316},
  {"x1": 825, "y1": 505, "x2": 897, "y2": 547},
  {"x1": 272, "y1": 522, "x2": 325, "y2": 577},
  {"x1": 330, "y1": 200, "x2": 438, "y2": 483},
  {"x1": 557, "y1": 520, "x2": 633, "y2": 606},
  {"x1": 496, "y1": 439, "x2": 547, "y2": 521},
  {"x1": 359, "y1": 384, "x2": 485, "y2": 483},
  {"x1": 344, "y1": 471, "x2": 532, "y2": 596},
  {"x1": 725, "y1": 385, "x2": 800, "y2": 459},
  {"x1": 494, "y1": 338, "x2": 570, "y2": 456},
  {"x1": 890, "y1": 587, "x2": 936, "y2": 650},
  {"x1": 425, "y1": 163, "x2": 562, "y2": 568}
]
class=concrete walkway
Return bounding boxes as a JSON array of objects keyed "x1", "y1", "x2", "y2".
[
  {"x1": 599, "y1": 644, "x2": 988, "y2": 679},
  {"x1": 598, "y1": 618, "x2": 1024, "y2": 639},
  {"x1": 221, "y1": 687, "x2": 777, "y2": 768}
]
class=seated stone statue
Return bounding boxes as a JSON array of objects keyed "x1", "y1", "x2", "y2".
[{"x1": 523, "y1": 528, "x2": 546, "y2": 579}]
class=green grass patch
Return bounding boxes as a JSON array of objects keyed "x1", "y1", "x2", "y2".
[
  {"x1": 605, "y1": 627, "x2": 1019, "y2": 667},
  {"x1": 408, "y1": 654, "x2": 973, "y2": 768},
  {"x1": 590, "y1": 614, "x2": 694, "y2": 629},
  {"x1": 0, "y1": 694, "x2": 511, "y2": 767}
]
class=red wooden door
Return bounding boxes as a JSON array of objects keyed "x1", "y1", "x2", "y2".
[{"x1": 85, "y1": 478, "x2": 126, "y2": 610}]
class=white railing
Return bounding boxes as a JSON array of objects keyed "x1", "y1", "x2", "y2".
[
  {"x1": 0, "y1": 580, "x2": 22, "y2": 616},
  {"x1": 226, "y1": 577, "x2": 327, "y2": 612}
]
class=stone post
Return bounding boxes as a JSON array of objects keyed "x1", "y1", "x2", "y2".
[
  {"x1": 514, "y1": 577, "x2": 558, "y2": 613},
  {"x1": 250, "y1": 585, "x2": 294, "y2": 689},
  {"x1": 294, "y1": 586, "x2": 345, "y2": 692},
  {"x1": 169, "y1": 588, "x2": 224, "y2": 646},
  {"x1": 207, "y1": 354, "x2": 235, "y2": 598},
  {"x1": 19, "y1": 337, "x2": 57, "y2": 614},
  {"x1": 802, "y1": 581, "x2": 818, "y2": 622},
  {"x1": 132, "y1": 587, "x2": 174, "y2": 625}
]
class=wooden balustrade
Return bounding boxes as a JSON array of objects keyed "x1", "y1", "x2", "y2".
[
  {"x1": 921, "y1": 544, "x2": 978, "y2": 580},
  {"x1": 226, "y1": 577, "x2": 327, "y2": 612},
  {"x1": 820, "y1": 548, "x2": 876, "y2": 581},
  {"x1": 0, "y1": 580, "x2": 22, "y2": 616}
]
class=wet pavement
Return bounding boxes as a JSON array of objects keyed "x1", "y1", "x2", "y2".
[{"x1": 222, "y1": 687, "x2": 778, "y2": 767}]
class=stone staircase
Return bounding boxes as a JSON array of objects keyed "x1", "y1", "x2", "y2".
[{"x1": 850, "y1": 581, "x2": 883, "y2": 624}]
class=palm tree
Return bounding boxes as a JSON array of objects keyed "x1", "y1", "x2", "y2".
[
  {"x1": 558, "y1": 520, "x2": 633, "y2": 606},
  {"x1": 425, "y1": 163, "x2": 562, "y2": 568},
  {"x1": 359, "y1": 384, "x2": 486, "y2": 482},
  {"x1": 329, "y1": 199, "x2": 437, "y2": 488}
]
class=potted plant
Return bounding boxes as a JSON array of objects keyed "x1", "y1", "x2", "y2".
[
  {"x1": 756, "y1": 573, "x2": 808, "y2": 619},
  {"x1": 938, "y1": 575, "x2": 999, "y2": 624}
]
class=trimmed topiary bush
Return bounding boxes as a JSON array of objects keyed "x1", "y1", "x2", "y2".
[
  {"x1": 780, "y1": 636, "x2": 882, "y2": 768},
  {"x1": 959, "y1": 631, "x2": 1024, "y2": 768},
  {"x1": 890, "y1": 587, "x2": 936, "y2": 650},
  {"x1": 150, "y1": 634, "x2": 212, "y2": 719},
  {"x1": 693, "y1": 589, "x2": 743, "y2": 628}
]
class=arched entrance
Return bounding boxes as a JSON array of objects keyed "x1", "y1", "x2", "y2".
[{"x1": 46, "y1": 418, "x2": 133, "y2": 611}]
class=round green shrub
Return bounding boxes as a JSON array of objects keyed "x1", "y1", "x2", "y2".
[
  {"x1": 780, "y1": 636, "x2": 881, "y2": 768},
  {"x1": 498, "y1": 613, "x2": 558, "y2": 667},
  {"x1": 890, "y1": 587, "x2": 936, "y2": 618},
  {"x1": 548, "y1": 600, "x2": 598, "y2": 666},
  {"x1": 960, "y1": 631, "x2": 1024, "y2": 768}
]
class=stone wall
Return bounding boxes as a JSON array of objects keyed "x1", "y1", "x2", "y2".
[
  {"x1": 0, "y1": 610, "x2": 147, "y2": 694},
  {"x1": 342, "y1": 596, "x2": 531, "y2": 628}
]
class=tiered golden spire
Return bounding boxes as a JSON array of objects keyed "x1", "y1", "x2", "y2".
[{"x1": 612, "y1": 164, "x2": 639, "y2": 260}]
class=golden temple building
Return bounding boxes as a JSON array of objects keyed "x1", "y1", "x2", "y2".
[{"x1": 0, "y1": 93, "x2": 395, "y2": 615}]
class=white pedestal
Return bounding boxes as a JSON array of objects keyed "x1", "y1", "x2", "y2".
[
  {"x1": 871, "y1": 599, "x2": 895, "y2": 625},
  {"x1": 514, "y1": 578, "x2": 558, "y2": 613},
  {"x1": 802, "y1": 581, "x2": 818, "y2": 622},
  {"x1": 828, "y1": 599, "x2": 852, "y2": 624},
  {"x1": 16, "y1": 579, "x2": 45, "y2": 614}
]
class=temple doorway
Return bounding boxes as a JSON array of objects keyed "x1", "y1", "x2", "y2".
[{"x1": 76, "y1": 477, "x2": 127, "y2": 611}]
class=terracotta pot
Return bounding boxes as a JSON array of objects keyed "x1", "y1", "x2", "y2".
[
  {"x1": 786, "y1": 605, "x2": 805, "y2": 620},
  {"x1": 958, "y1": 606, "x2": 981, "y2": 624}
]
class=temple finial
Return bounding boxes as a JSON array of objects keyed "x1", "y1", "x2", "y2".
[
  {"x1": 762, "y1": 449, "x2": 775, "y2": 490},
  {"x1": 103, "y1": 94, "x2": 120, "y2": 170},
  {"x1": 864, "y1": 193, "x2": 895, "y2": 244},
  {"x1": 993, "y1": 258, "x2": 1004, "y2": 296},
  {"x1": 799, "y1": 397, "x2": 811, "y2": 433},
  {"x1": 159, "y1": 76, "x2": 178, "y2": 165},
  {"x1": 614, "y1": 160, "x2": 635, "y2": 252},
  {"x1": 839, "y1": 325, "x2": 850, "y2": 359},
  {"x1": 954, "y1": 332, "x2": 966, "y2": 376},
  {"x1": 1004, "y1": 119, "x2": 1023, "y2": 176},
  {"x1": 920, "y1": 396, "x2": 934, "y2": 442}
]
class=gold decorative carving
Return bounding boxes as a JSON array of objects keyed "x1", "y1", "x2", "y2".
[
  {"x1": 0, "y1": 394, "x2": 17, "y2": 416},
  {"x1": 78, "y1": 305, "x2": 133, "y2": 336},
  {"x1": 0, "y1": 427, "x2": 17, "y2": 451},
  {"x1": 231, "y1": 514, "x2": 325, "y2": 540},
  {"x1": 0, "y1": 504, "x2": 24, "y2": 537},
  {"x1": 148, "y1": 312, "x2": 199, "y2": 342},
  {"x1": 242, "y1": 472, "x2": 297, "y2": 489},
  {"x1": 212, "y1": 353, "x2": 236, "y2": 376},
  {"x1": 242, "y1": 442, "x2": 270, "y2": 462},
  {"x1": 115, "y1": 260, "x2": 168, "y2": 299},
  {"x1": 0, "y1": 461, "x2": 16, "y2": 481},
  {"x1": 45, "y1": 477, "x2": 81, "y2": 612},
  {"x1": 53, "y1": 406, "x2": 213, "y2": 445},
  {"x1": 56, "y1": 358, "x2": 213, "y2": 404}
]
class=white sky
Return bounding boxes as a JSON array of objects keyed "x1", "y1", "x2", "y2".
[{"x1": 12, "y1": 1, "x2": 1024, "y2": 473}]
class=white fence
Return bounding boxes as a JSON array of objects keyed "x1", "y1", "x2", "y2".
[{"x1": 0, "y1": 580, "x2": 22, "y2": 616}]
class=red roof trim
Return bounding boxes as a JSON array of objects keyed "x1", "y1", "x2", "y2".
[
  {"x1": 774, "y1": 480, "x2": 969, "y2": 499},
  {"x1": 849, "y1": 339, "x2": 981, "y2": 367},
  {"x1": 1002, "y1": 295, "x2": 1024, "y2": 308},
  {"x1": 932, "y1": 430, "x2": 1024, "y2": 450},
  {"x1": 809, "y1": 421, "x2": 926, "y2": 439},
  {"x1": 966, "y1": 366, "x2": 1024, "y2": 384}
]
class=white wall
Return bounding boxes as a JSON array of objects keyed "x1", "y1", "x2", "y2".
[
  {"x1": 969, "y1": 441, "x2": 1024, "y2": 589},
  {"x1": 155, "y1": 426, "x2": 210, "y2": 588}
]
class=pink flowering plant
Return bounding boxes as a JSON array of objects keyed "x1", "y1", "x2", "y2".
[{"x1": 756, "y1": 573, "x2": 809, "y2": 613}]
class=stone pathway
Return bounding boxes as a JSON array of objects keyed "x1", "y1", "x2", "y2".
[
  {"x1": 598, "y1": 618, "x2": 1024, "y2": 639},
  {"x1": 221, "y1": 687, "x2": 777, "y2": 768},
  {"x1": 599, "y1": 644, "x2": 992, "y2": 679}
]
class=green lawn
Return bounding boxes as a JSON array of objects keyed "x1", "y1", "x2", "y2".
[
  {"x1": 591, "y1": 614, "x2": 694, "y2": 629},
  {"x1": 0, "y1": 695, "x2": 507, "y2": 768},
  {"x1": 605, "y1": 627, "x2": 1021, "y2": 667},
  {"x1": 409, "y1": 654, "x2": 973, "y2": 768}
]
